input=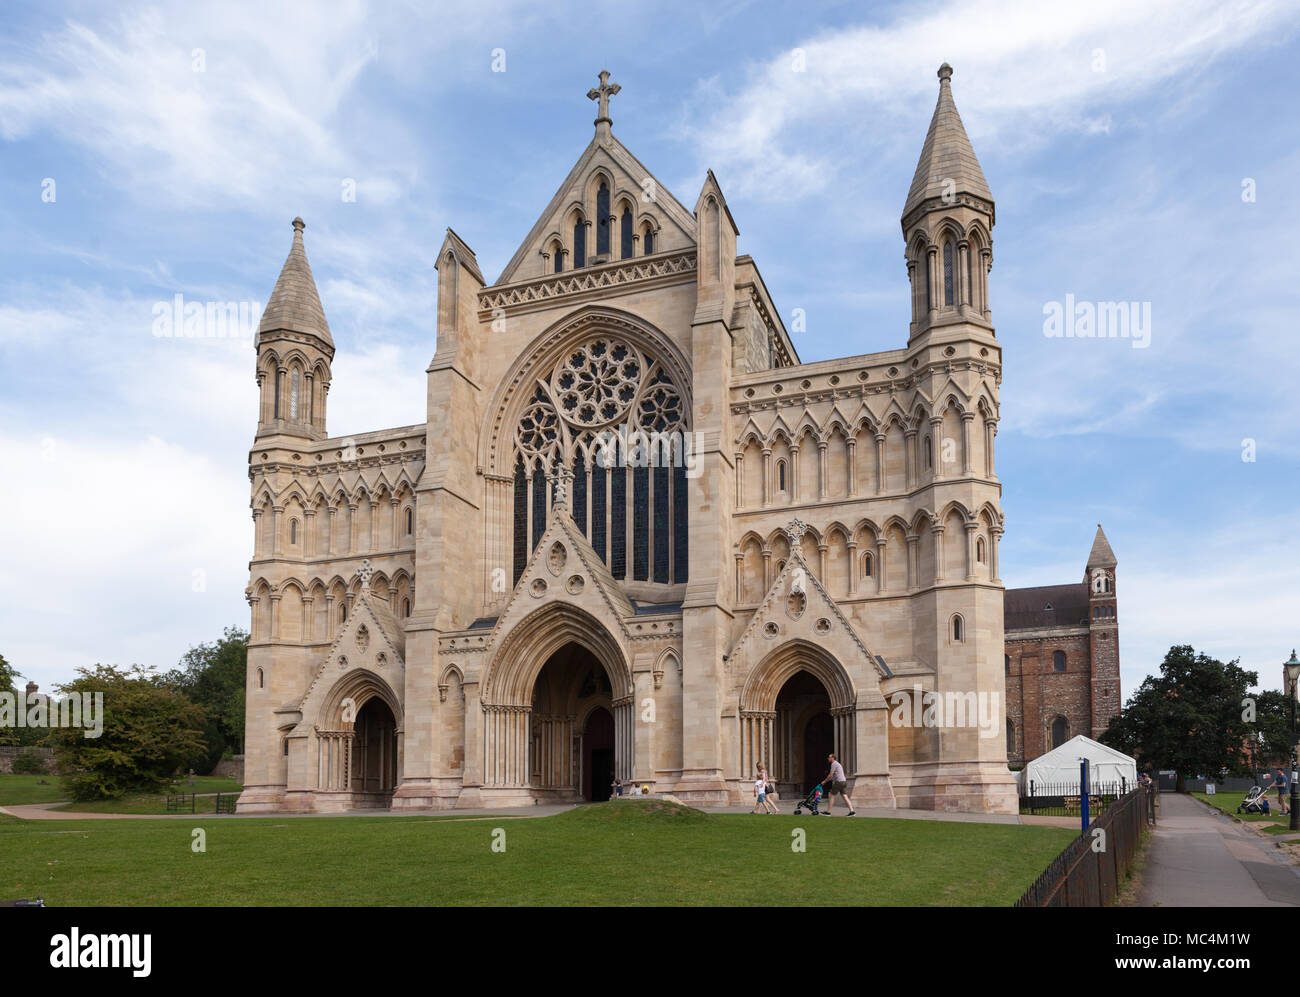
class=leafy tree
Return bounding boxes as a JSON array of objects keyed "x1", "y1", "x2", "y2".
[
  {"x1": 1101, "y1": 645, "x2": 1257, "y2": 791},
  {"x1": 49, "y1": 664, "x2": 207, "y2": 800},
  {"x1": 0, "y1": 651, "x2": 15, "y2": 746},
  {"x1": 163, "y1": 626, "x2": 248, "y2": 761},
  {"x1": 1248, "y1": 689, "x2": 1297, "y2": 774}
]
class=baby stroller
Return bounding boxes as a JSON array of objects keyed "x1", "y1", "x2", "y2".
[
  {"x1": 1237, "y1": 786, "x2": 1267, "y2": 814},
  {"x1": 792, "y1": 782, "x2": 827, "y2": 816}
]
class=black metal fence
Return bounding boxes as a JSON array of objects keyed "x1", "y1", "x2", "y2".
[
  {"x1": 215, "y1": 793, "x2": 237, "y2": 814},
  {"x1": 1019, "y1": 780, "x2": 1129, "y2": 817},
  {"x1": 165, "y1": 793, "x2": 195, "y2": 813},
  {"x1": 1015, "y1": 784, "x2": 1157, "y2": 907}
]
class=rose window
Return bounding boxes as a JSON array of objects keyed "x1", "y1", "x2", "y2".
[{"x1": 512, "y1": 335, "x2": 690, "y2": 589}]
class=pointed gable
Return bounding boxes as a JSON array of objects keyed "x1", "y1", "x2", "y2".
[
  {"x1": 494, "y1": 77, "x2": 699, "y2": 285},
  {"x1": 259, "y1": 217, "x2": 333, "y2": 349},
  {"x1": 729, "y1": 527, "x2": 888, "y2": 684},
  {"x1": 903, "y1": 64, "x2": 993, "y2": 222},
  {"x1": 486, "y1": 501, "x2": 635, "y2": 648}
]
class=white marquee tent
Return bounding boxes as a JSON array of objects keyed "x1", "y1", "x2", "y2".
[{"x1": 1019, "y1": 735, "x2": 1139, "y2": 793}]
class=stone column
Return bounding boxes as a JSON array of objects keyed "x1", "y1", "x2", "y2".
[
  {"x1": 850, "y1": 699, "x2": 896, "y2": 809},
  {"x1": 760, "y1": 447, "x2": 772, "y2": 506},
  {"x1": 459, "y1": 681, "x2": 483, "y2": 807},
  {"x1": 846, "y1": 437, "x2": 857, "y2": 497},
  {"x1": 303, "y1": 509, "x2": 316, "y2": 557},
  {"x1": 961, "y1": 412, "x2": 975, "y2": 475},
  {"x1": 929, "y1": 416, "x2": 943, "y2": 479},
  {"x1": 990, "y1": 526, "x2": 1003, "y2": 584},
  {"x1": 965, "y1": 521, "x2": 979, "y2": 581},
  {"x1": 874, "y1": 433, "x2": 886, "y2": 495},
  {"x1": 817, "y1": 439, "x2": 828, "y2": 499},
  {"x1": 906, "y1": 534, "x2": 919, "y2": 590},
  {"x1": 875, "y1": 538, "x2": 887, "y2": 594},
  {"x1": 932, "y1": 522, "x2": 946, "y2": 584},
  {"x1": 847, "y1": 540, "x2": 858, "y2": 595},
  {"x1": 271, "y1": 505, "x2": 284, "y2": 555},
  {"x1": 903, "y1": 429, "x2": 917, "y2": 489}
]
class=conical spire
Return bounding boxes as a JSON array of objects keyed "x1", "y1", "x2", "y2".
[
  {"x1": 902, "y1": 64, "x2": 992, "y2": 221},
  {"x1": 258, "y1": 217, "x2": 333, "y2": 348},
  {"x1": 1086, "y1": 524, "x2": 1118, "y2": 570}
]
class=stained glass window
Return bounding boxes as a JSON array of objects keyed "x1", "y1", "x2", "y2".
[
  {"x1": 653, "y1": 464, "x2": 669, "y2": 582},
  {"x1": 610, "y1": 466, "x2": 626, "y2": 579},
  {"x1": 513, "y1": 458, "x2": 528, "y2": 585},
  {"x1": 632, "y1": 464, "x2": 649, "y2": 581},
  {"x1": 596, "y1": 183, "x2": 610, "y2": 256},
  {"x1": 573, "y1": 220, "x2": 586, "y2": 268},
  {"x1": 943, "y1": 241, "x2": 954, "y2": 306},
  {"x1": 620, "y1": 206, "x2": 633, "y2": 259}
]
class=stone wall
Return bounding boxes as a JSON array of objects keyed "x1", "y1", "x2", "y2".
[
  {"x1": 0, "y1": 746, "x2": 55, "y2": 774},
  {"x1": 209, "y1": 755, "x2": 245, "y2": 781}
]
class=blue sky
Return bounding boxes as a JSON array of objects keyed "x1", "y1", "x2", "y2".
[{"x1": 2, "y1": 0, "x2": 1298, "y2": 703}]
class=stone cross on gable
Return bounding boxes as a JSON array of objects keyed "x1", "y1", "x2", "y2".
[
  {"x1": 784, "y1": 517, "x2": 809, "y2": 553},
  {"x1": 549, "y1": 465, "x2": 574, "y2": 509},
  {"x1": 358, "y1": 558, "x2": 373, "y2": 590},
  {"x1": 587, "y1": 69, "x2": 621, "y2": 126}
]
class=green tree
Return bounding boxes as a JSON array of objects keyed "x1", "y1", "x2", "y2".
[
  {"x1": 1100, "y1": 645, "x2": 1257, "y2": 792},
  {"x1": 163, "y1": 626, "x2": 248, "y2": 762},
  {"x1": 0, "y1": 651, "x2": 15, "y2": 746},
  {"x1": 1250, "y1": 689, "x2": 1297, "y2": 773},
  {"x1": 49, "y1": 664, "x2": 208, "y2": 800}
]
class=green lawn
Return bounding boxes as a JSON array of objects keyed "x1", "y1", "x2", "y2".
[
  {"x1": 0, "y1": 774, "x2": 243, "y2": 810},
  {"x1": 0, "y1": 774, "x2": 68, "y2": 805},
  {"x1": 1190, "y1": 790, "x2": 1292, "y2": 825},
  {"x1": 48, "y1": 778, "x2": 244, "y2": 815},
  {"x1": 0, "y1": 799, "x2": 1074, "y2": 906}
]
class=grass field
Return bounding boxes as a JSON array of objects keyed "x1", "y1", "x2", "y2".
[
  {"x1": 0, "y1": 774, "x2": 67, "y2": 805},
  {"x1": 0, "y1": 774, "x2": 243, "y2": 811},
  {"x1": 1189, "y1": 790, "x2": 1292, "y2": 825},
  {"x1": 0, "y1": 799, "x2": 1075, "y2": 906}
]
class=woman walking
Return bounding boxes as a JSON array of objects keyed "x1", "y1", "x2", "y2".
[{"x1": 753, "y1": 763, "x2": 779, "y2": 814}]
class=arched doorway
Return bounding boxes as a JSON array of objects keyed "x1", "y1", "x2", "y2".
[
  {"x1": 583, "y1": 707, "x2": 615, "y2": 801},
  {"x1": 775, "y1": 670, "x2": 834, "y2": 795},
  {"x1": 527, "y1": 640, "x2": 627, "y2": 802},
  {"x1": 351, "y1": 697, "x2": 398, "y2": 806}
]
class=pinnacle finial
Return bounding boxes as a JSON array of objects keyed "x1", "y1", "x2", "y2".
[
  {"x1": 292, "y1": 216, "x2": 305, "y2": 233},
  {"x1": 359, "y1": 558, "x2": 373, "y2": 590},
  {"x1": 938, "y1": 63, "x2": 953, "y2": 82}
]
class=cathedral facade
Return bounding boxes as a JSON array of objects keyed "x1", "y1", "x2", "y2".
[{"x1": 238, "y1": 66, "x2": 1019, "y2": 814}]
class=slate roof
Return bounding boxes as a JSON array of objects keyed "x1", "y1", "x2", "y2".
[{"x1": 1004, "y1": 583, "x2": 1091, "y2": 632}]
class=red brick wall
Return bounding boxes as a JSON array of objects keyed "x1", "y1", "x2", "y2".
[{"x1": 1004, "y1": 632, "x2": 1095, "y2": 767}]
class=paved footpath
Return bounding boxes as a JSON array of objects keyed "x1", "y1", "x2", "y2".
[{"x1": 1137, "y1": 793, "x2": 1300, "y2": 906}]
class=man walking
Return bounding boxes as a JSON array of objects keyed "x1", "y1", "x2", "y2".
[
  {"x1": 1264, "y1": 767, "x2": 1290, "y2": 815},
  {"x1": 822, "y1": 753, "x2": 855, "y2": 816}
]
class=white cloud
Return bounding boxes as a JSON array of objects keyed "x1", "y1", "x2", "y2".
[{"x1": 685, "y1": 0, "x2": 1299, "y2": 199}]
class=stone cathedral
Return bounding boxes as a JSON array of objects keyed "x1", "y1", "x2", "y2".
[{"x1": 239, "y1": 66, "x2": 1020, "y2": 814}]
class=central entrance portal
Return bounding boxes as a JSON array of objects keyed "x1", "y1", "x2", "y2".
[
  {"x1": 775, "y1": 670, "x2": 834, "y2": 796},
  {"x1": 528, "y1": 641, "x2": 628, "y2": 801}
]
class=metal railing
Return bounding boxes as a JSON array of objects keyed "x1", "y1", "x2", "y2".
[
  {"x1": 1015, "y1": 784, "x2": 1157, "y2": 907},
  {"x1": 1019, "y1": 779, "x2": 1128, "y2": 817}
]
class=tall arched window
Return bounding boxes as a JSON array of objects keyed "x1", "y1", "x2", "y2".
[
  {"x1": 596, "y1": 182, "x2": 610, "y2": 256},
  {"x1": 1053, "y1": 650, "x2": 1066, "y2": 672},
  {"x1": 862, "y1": 551, "x2": 873, "y2": 578},
  {"x1": 924, "y1": 436, "x2": 933, "y2": 468},
  {"x1": 976, "y1": 537, "x2": 985, "y2": 562},
  {"x1": 620, "y1": 205, "x2": 633, "y2": 259},
  {"x1": 290, "y1": 519, "x2": 298, "y2": 545},
  {"x1": 1051, "y1": 716, "x2": 1068, "y2": 748},
  {"x1": 943, "y1": 241, "x2": 954, "y2": 306},
  {"x1": 274, "y1": 369, "x2": 283, "y2": 419},
  {"x1": 405, "y1": 508, "x2": 413, "y2": 535},
  {"x1": 290, "y1": 369, "x2": 300, "y2": 420},
  {"x1": 402, "y1": 598, "x2": 410, "y2": 617},
  {"x1": 777, "y1": 460, "x2": 787, "y2": 491},
  {"x1": 1006, "y1": 719, "x2": 1014, "y2": 754},
  {"x1": 510, "y1": 337, "x2": 688, "y2": 588},
  {"x1": 952, "y1": 615, "x2": 963, "y2": 642},
  {"x1": 642, "y1": 226, "x2": 654, "y2": 254},
  {"x1": 572, "y1": 219, "x2": 586, "y2": 268},
  {"x1": 1004, "y1": 654, "x2": 1011, "y2": 673},
  {"x1": 256, "y1": 667, "x2": 264, "y2": 689}
]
